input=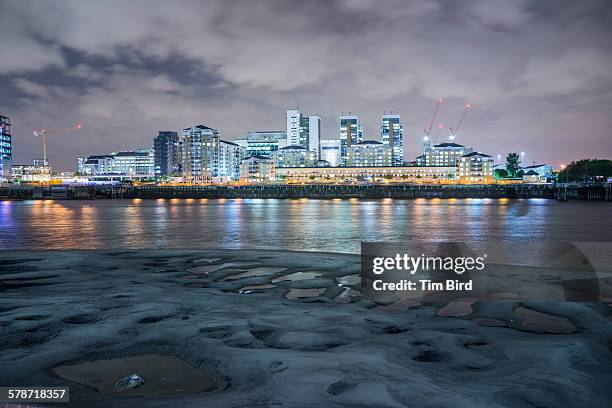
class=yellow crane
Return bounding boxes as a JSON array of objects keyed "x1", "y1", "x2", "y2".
[{"x1": 33, "y1": 123, "x2": 82, "y2": 166}]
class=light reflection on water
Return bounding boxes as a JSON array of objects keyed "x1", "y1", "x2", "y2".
[{"x1": 0, "y1": 198, "x2": 611, "y2": 253}]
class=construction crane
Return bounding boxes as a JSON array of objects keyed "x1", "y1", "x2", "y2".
[
  {"x1": 433, "y1": 124, "x2": 444, "y2": 144},
  {"x1": 423, "y1": 98, "x2": 444, "y2": 150},
  {"x1": 33, "y1": 123, "x2": 82, "y2": 166},
  {"x1": 449, "y1": 104, "x2": 471, "y2": 141}
]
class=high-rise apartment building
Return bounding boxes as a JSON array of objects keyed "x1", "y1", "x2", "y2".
[
  {"x1": 307, "y1": 116, "x2": 321, "y2": 156},
  {"x1": 287, "y1": 109, "x2": 321, "y2": 154},
  {"x1": 381, "y1": 114, "x2": 404, "y2": 166},
  {"x1": 218, "y1": 139, "x2": 247, "y2": 181},
  {"x1": 181, "y1": 125, "x2": 220, "y2": 184},
  {"x1": 339, "y1": 115, "x2": 363, "y2": 165},
  {"x1": 286, "y1": 109, "x2": 301, "y2": 146},
  {"x1": 0, "y1": 115, "x2": 12, "y2": 183},
  {"x1": 154, "y1": 131, "x2": 179, "y2": 178}
]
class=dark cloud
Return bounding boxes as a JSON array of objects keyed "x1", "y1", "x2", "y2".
[{"x1": 0, "y1": 0, "x2": 611, "y2": 170}]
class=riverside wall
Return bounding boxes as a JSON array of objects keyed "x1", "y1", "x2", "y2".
[{"x1": 1, "y1": 183, "x2": 611, "y2": 201}]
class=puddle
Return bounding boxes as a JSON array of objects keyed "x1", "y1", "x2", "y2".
[
  {"x1": 272, "y1": 272, "x2": 323, "y2": 282},
  {"x1": 238, "y1": 284, "x2": 276, "y2": 292},
  {"x1": 336, "y1": 275, "x2": 361, "y2": 285},
  {"x1": 223, "y1": 267, "x2": 287, "y2": 281},
  {"x1": 53, "y1": 355, "x2": 222, "y2": 397},
  {"x1": 187, "y1": 264, "x2": 228, "y2": 274},
  {"x1": 286, "y1": 288, "x2": 326, "y2": 299},
  {"x1": 192, "y1": 258, "x2": 222, "y2": 264},
  {"x1": 437, "y1": 299, "x2": 477, "y2": 317},
  {"x1": 514, "y1": 307, "x2": 576, "y2": 334},
  {"x1": 189, "y1": 262, "x2": 260, "y2": 275}
]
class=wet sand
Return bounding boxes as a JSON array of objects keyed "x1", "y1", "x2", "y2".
[
  {"x1": 1, "y1": 249, "x2": 612, "y2": 407},
  {"x1": 54, "y1": 355, "x2": 221, "y2": 396}
]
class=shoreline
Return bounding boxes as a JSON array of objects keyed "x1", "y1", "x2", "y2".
[
  {"x1": 2, "y1": 248, "x2": 611, "y2": 407},
  {"x1": 1, "y1": 182, "x2": 611, "y2": 201}
]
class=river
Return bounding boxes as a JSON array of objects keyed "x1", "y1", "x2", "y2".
[{"x1": 1, "y1": 198, "x2": 611, "y2": 252}]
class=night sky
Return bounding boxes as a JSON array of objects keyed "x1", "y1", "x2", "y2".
[{"x1": 1, "y1": 0, "x2": 611, "y2": 171}]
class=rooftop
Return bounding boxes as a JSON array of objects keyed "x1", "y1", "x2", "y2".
[
  {"x1": 243, "y1": 155, "x2": 271, "y2": 160},
  {"x1": 279, "y1": 145, "x2": 306, "y2": 150},
  {"x1": 434, "y1": 142, "x2": 465, "y2": 148},
  {"x1": 220, "y1": 139, "x2": 239, "y2": 147},
  {"x1": 183, "y1": 124, "x2": 215, "y2": 131},
  {"x1": 522, "y1": 164, "x2": 548, "y2": 169},
  {"x1": 114, "y1": 151, "x2": 150, "y2": 157},
  {"x1": 355, "y1": 140, "x2": 382, "y2": 145},
  {"x1": 462, "y1": 152, "x2": 492, "y2": 158}
]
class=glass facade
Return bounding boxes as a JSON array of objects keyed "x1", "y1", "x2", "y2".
[
  {"x1": 235, "y1": 131, "x2": 287, "y2": 156},
  {"x1": 339, "y1": 115, "x2": 363, "y2": 165},
  {"x1": 154, "y1": 131, "x2": 179, "y2": 178},
  {"x1": 320, "y1": 140, "x2": 340, "y2": 167},
  {"x1": 0, "y1": 115, "x2": 12, "y2": 182},
  {"x1": 380, "y1": 114, "x2": 404, "y2": 166}
]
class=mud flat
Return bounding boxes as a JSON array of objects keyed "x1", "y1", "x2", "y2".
[{"x1": 1, "y1": 249, "x2": 612, "y2": 407}]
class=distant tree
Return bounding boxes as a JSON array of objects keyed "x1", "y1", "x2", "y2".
[
  {"x1": 309, "y1": 175, "x2": 316, "y2": 181},
  {"x1": 558, "y1": 159, "x2": 612, "y2": 182},
  {"x1": 494, "y1": 168, "x2": 508, "y2": 178},
  {"x1": 506, "y1": 153, "x2": 521, "y2": 177},
  {"x1": 383, "y1": 174, "x2": 393, "y2": 180}
]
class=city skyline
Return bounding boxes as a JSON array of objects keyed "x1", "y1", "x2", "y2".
[{"x1": 1, "y1": 0, "x2": 612, "y2": 171}]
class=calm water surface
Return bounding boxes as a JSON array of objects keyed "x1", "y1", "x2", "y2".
[{"x1": 1, "y1": 198, "x2": 611, "y2": 253}]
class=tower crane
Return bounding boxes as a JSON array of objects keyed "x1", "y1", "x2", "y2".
[
  {"x1": 33, "y1": 123, "x2": 82, "y2": 166},
  {"x1": 449, "y1": 104, "x2": 471, "y2": 141},
  {"x1": 433, "y1": 124, "x2": 444, "y2": 144},
  {"x1": 423, "y1": 98, "x2": 443, "y2": 151}
]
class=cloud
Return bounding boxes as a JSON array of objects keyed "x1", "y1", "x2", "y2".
[
  {"x1": 0, "y1": 0, "x2": 611, "y2": 169},
  {"x1": 464, "y1": 0, "x2": 532, "y2": 30}
]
